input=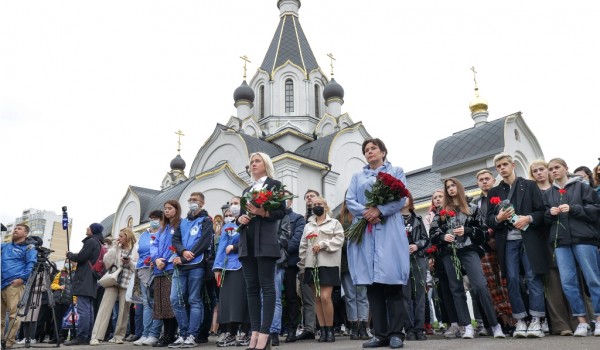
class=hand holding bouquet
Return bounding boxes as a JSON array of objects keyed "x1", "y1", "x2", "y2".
[{"x1": 237, "y1": 185, "x2": 295, "y2": 232}]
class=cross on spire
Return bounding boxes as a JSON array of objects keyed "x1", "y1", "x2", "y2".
[
  {"x1": 470, "y1": 66, "x2": 479, "y2": 95},
  {"x1": 175, "y1": 129, "x2": 185, "y2": 154},
  {"x1": 240, "y1": 55, "x2": 251, "y2": 80},
  {"x1": 327, "y1": 53, "x2": 336, "y2": 77}
]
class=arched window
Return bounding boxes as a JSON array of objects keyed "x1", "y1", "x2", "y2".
[
  {"x1": 259, "y1": 85, "x2": 265, "y2": 119},
  {"x1": 314, "y1": 84, "x2": 320, "y2": 117},
  {"x1": 285, "y1": 79, "x2": 294, "y2": 113}
]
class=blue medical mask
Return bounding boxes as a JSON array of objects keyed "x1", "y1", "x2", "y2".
[
  {"x1": 150, "y1": 220, "x2": 160, "y2": 229},
  {"x1": 189, "y1": 202, "x2": 199, "y2": 212}
]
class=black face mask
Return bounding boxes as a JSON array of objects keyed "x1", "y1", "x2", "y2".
[{"x1": 312, "y1": 206, "x2": 325, "y2": 217}]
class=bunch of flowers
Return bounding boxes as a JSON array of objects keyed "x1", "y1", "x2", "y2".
[
  {"x1": 424, "y1": 245, "x2": 438, "y2": 258},
  {"x1": 143, "y1": 256, "x2": 152, "y2": 266},
  {"x1": 306, "y1": 232, "x2": 321, "y2": 297},
  {"x1": 440, "y1": 209, "x2": 462, "y2": 280},
  {"x1": 490, "y1": 196, "x2": 529, "y2": 231},
  {"x1": 237, "y1": 185, "x2": 296, "y2": 232},
  {"x1": 167, "y1": 245, "x2": 184, "y2": 305},
  {"x1": 217, "y1": 227, "x2": 237, "y2": 287},
  {"x1": 553, "y1": 189, "x2": 567, "y2": 261},
  {"x1": 345, "y1": 172, "x2": 410, "y2": 244}
]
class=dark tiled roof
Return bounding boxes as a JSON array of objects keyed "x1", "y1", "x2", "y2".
[
  {"x1": 406, "y1": 167, "x2": 442, "y2": 203},
  {"x1": 100, "y1": 213, "x2": 115, "y2": 237},
  {"x1": 130, "y1": 186, "x2": 161, "y2": 220},
  {"x1": 141, "y1": 177, "x2": 196, "y2": 221},
  {"x1": 295, "y1": 132, "x2": 337, "y2": 164},
  {"x1": 260, "y1": 14, "x2": 319, "y2": 77},
  {"x1": 431, "y1": 116, "x2": 507, "y2": 172},
  {"x1": 239, "y1": 133, "x2": 285, "y2": 158}
]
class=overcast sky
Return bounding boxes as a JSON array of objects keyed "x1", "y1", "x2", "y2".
[{"x1": 1, "y1": 0, "x2": 598, "y2": 249}]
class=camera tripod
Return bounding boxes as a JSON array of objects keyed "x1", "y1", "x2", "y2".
[{"x1": 1, "y1": 258, "x2": 61, "y2": 349}]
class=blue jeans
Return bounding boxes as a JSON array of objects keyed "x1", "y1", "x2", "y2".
[
  {"x1": 269, "y1": 268, "x2": 285, "y2": 333},
  {"x1": 141, "y1": 281, "x2": 162, "y2": 338},
  {"x1": 505, "y1": 240, "x2": 546, "y2": 318},
  {"x1": 341, "y1": 272, "x2": 369, "y2": 321},
  {"x1": 555, "y1": 245, "x2": 600, "y2": 317},
  {"x1": 170, "y1": 267, "x2": 205, "y2": 337},
  {"x1": 77, "y1": 296, "x2": 94, "y2": 341},
  {"x1": 134, "y1": 304, "x2": 143, "y2": 337}
]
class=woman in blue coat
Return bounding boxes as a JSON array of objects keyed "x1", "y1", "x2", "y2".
[{"x1": 346, "y1": 138, "x2": 409, "y2": 349}]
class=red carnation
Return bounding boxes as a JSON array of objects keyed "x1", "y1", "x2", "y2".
[
  {"x1": 143, "y1": 257, "x2": 151, "y2": 266},
  {"x1": 447, "y1": 210, "x2": 456, "y2": 217},
  {"x1": 559, "y1": 189, "x2": 567, "y2": 195},
  {"x1": 490, "y1": 196, "x2": 502, "y2": 205},
  {"x1": 425, "y1": 245, "x2": 438, "y2": 254},
  {"x1": 306, "y1": 233, "x2": 319, "y2": 240},
  {"x1": 169, "y1": 245, "x2": 177, "y2": 253},
  {"x1": 151, "y1": 235, "x2": 156, "y2": 240},
  {"x1": 439, "y1": 209, "x2": 447, "y2": 216}
]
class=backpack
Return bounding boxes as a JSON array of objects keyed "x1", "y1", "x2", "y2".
[{"x1": 88, "y1": 239, "x2": 108, "y2": 279}]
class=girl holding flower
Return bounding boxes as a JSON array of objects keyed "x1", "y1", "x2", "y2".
[
  {"x1": 429, "y1": 178, "x2": 505, "y2": 339},
  {"x1": 298, "y1": 196, "x2": 344, "y2": 343},
  {"x1": 132, "y1": 210, "x2": 164, "y2": 345},
  {"x1": 149, "y1": 200, "x2": 181, "y2": 347},
  {"x1": 543, "y1": 158, "x2": 600, "y2": 337}
]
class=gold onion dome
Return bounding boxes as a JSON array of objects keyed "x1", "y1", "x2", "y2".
[{"x1": 469, "y1": 88, "x2": 488, "y2": 114}]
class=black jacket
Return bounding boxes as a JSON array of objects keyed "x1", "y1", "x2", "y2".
[
  {"x1": 276, "y1": 215, "x2": 292, "y2": 268},
  {"x1": 430, "y1": 204, "x2": 485, "y2": 257},
  {"x1": 543, "y1": 177, "x2": 600, "y2": 247},
  {"x1": 487, "y1": 177, "x2": 549, "y2": 275},
  {"x1": 404, "y1": 212, "x2": 430, "y2": 258},
  {"x1": 66, "y1": 233, "x2": 102, "y2": 299},
  {"x1": 285, "y1": 208, "x2": 306, "y2": 267},
  {"x1": 238, "y1": 177, "x2": 287, "y2": 258}
]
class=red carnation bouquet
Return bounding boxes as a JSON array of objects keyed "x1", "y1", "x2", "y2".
[
  {"x1": 306, "y1": 232, "x2": 321, "y2": 297},
  {"x1": 552, "y1": 189, "x2": 567, "y2": 260},
  {"x1": 440, "y1": 209, "x2": 462, "y2": 280},
  {"x1": 489, "y1": 196, "x2": 529, "y2": 231},
  {"x1": 345, "y1": 172, "x2": 410, "y2": 244},
  {"x1": 236, "y1": 185, "x2": 295, "y2": 232}
]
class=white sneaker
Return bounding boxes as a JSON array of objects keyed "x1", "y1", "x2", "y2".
[
  {"x1": 513, "y1": 320, "x2": 527, "y2": 338},
  {"x1": 492, "y1": 324, "x2": 506, "y2": 338},
  {"x1": 182, "y1": 335, "x2": 196, "y2": 348},
  {"x1": 133, "y1": 336, "x2": 148, "y2": 346},
  {"x1": 143, "y1": 336, "x2": 159, "y2": 345},
  {"x1": 462, "y1": 324, "x2": 474, "y2": 339},
  {"x1": 168, "y1": 336, "x2": 185, "y2": 348},
  {"x1": 17, "y1": 339, "x2": 36, "y2": 345},
  {"x1": 527, "y1": 320, "x2": 544, "y2": 338},
  {"x1": 541, "y1": 319, "x2": 549, "y2": 333},
  {"x1": 90, "y1": 339, "x2": 100, "y2": 345},
  {"x1": 574, "y1": 323, "x2": 589, "y2": 337},
  {"x1": 594, "y1": 325, "x2": 600, "y2": 337}
]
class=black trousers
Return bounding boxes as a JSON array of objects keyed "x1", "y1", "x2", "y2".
[
  {"x1": 240, "y1": 257, "x2": 277, "y2": 334},
  {"x1": 366, "y1": 283, "x2": 409, "y2": 339},
  {"x1": 283, "y1": 266, "x2": 301, "y2": 328}
]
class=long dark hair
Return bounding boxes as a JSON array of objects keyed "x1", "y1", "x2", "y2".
[
  {"x1": 442, "y1": 178, "x2": 471, "y2": 215},
  {"x1": 163, "y1": 199, "x2": 182, "y2": 230}
]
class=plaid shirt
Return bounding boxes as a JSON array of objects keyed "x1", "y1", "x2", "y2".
[{"x1": 104, "y1": 243, "x2": 138, "y2": 289}]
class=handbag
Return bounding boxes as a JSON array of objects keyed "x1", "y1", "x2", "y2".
[{"x1": 98, "y1": 265, "x2": 122, "y2": 288}]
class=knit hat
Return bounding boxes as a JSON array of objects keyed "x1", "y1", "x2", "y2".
[{"x1": 89, "y1": 223, "x2": 104, "y2": 236}]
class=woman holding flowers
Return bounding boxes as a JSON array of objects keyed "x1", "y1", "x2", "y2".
[
  {"x1": 298, "y1": 196, "x2": 344, "y2": 343},
  {"x1": 212, "y1": 208, "x2": 250, "y2": 347},
  {"x1": 345, "y1": 138, "x2": 410, "y2": 349},
  {"x1": 89, "y1": 228, "x2": 138, "y2": 345},
  {"x1": 429, "y1": 178, "x2": 505, "y2": 339},
  {"x1": 543, "y1": 158, "x2": 600, "y2": 337},
  {"x1": 149, "y1": 200, "x2": 181, "y2": 347},
  {"x1": 132, "y1": 210, "x2": 164, "y2": 345},
  {"x1": 237, "y1": 152, "x2": 287, "y2": 350}
]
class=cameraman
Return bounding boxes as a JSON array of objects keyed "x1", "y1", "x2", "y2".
[{"x1": 1, "y1": 224, "x2": 37, "y2": 349}]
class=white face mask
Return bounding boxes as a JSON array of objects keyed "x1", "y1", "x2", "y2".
[
  {"x1": 189, "y1": 202, "x2": 199, "y2": 212},
  {"x1": 150, "y1": 220, "x2": 160, "y2": 229},
  {"x1": 224, "y1": 216, "x2": 235, "y2": 223},
  {"x1": 229, "y1": 204, "x2": 240, "y2": 217}
]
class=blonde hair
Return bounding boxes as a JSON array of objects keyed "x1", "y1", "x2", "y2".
[
  {"x1": 312, "y1": 196, "x2": 330, "y2": 216},
  {"x1": 119, "y1": 227, "x2": 137, "y2": 249},
  {"x1": 249, "y1": 152, "x2": 276, "y2": 181},
  {"x1": 528, "y1": 159, "x2": 552, "y2": 183},
  {"x1": 493, "y1": 153, "x2": 513, "y2": 165}
]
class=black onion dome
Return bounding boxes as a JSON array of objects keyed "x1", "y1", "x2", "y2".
[
  {"x1": 233, "y1": 80, "x2": 255, "y2": 102},
  {"x1": 170, "y1": 154, "x2": 186, "y2": 171},
  {"x1": 323, "y1": 78, "x2": 344, "y2": 100}
]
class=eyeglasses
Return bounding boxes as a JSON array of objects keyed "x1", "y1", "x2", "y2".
[{"x1": 188, "y1": 199, "x2": 201, "y2": 203}]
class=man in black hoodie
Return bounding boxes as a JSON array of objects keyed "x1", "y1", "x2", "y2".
[
  {"x1": 171, "y1": 192, "x2": 214, "y2": 347},
  {"x1": 64, "y1": 223, "x2": 103, "y2": 346}
]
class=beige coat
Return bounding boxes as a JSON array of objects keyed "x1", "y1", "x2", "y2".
[
  {"x1": 297, "y1": 214, "x2": 344, "y2": 273},
  {"x1": 104, "y1": 242, "x2": 138, "y2": 290}
]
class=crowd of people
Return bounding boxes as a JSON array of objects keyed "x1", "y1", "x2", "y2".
[{"x1": 2, "y1": 141, "x2": 600, "y2": 349}]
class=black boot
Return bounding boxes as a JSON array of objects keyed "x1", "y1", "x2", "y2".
[
  {"x1": 359, "y1": 321, "x2": 370, "y2": 340},
  {"x1": 350, "y1": 321, "x2": 359, "y2": 340},
  {"x1": 270, "y1": 333, "x2": 279, "y2": 347},
  {"x1": 285, "y1": 326, "x2": 297, "y2": 343},
  {"x1": 318, "y1": 327, "x2": 327, "y2": 342},
  {"x1": 325, "y1": 326, "x2": 335, "y2": 342}
]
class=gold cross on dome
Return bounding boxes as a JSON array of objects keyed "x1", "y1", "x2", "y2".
[
  {"x1": 327, "y1": 53, "x2": 336, "y2": 77},
  {"x1": 240, "y1": 55, "x2": 251, "y2": 80},
  {"x1": 175, "y1": 129, "x2": 185, "y2": 154},
  {"x1": 470, "y1": 66, "x2": 479, "y2": 91}
]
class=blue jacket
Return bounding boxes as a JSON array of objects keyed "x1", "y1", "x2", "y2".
[
  {"x1": 136, "y1": 230, "x2": 156, "y2": 269},
  {"x1": 286, "y1": 208, "x2": 306, "y2": 267},
  {"x1": 212, "y1": 223, "x2": 242, "y2": 271},
  {"x1": 150, "y1": 224, "x2": 176, "y2": 275},
  {"x1": 173, "y1": 209, "x2": 214, "y2": 270},
  {"x1": 1, "y1": 240, "x2": 37, "y2": 290},
  {"x1": 346, "y1": 161, "x2": 410, "y2": 285}
]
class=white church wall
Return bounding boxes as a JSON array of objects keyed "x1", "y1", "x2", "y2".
[
  {"x1": 190, "y1": 131, "x2": 248, "y2": 177},
  {"x1": 179, "y1": 171, "x2": 248, "y2": 219},
  {"x1": 294, "y1": 165, "x2": 323, "y2": 214},
  {"x1": 328, "y1": 128, "x2": 368, "y2": 207},
  {"x1": 270, "y1": 133, "x2": 307, "y2": 151},
  {"x1": 115, "y1": 194, "x2": 140, "y2": 237}
]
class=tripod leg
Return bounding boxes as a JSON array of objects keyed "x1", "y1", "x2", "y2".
[{"x1": 45, "y1": 272, "x2": 62, "y2": 348}]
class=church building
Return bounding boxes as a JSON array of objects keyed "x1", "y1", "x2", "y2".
[{"x1": 100, "y1": 0, "x2": 544, "y2": 236}]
